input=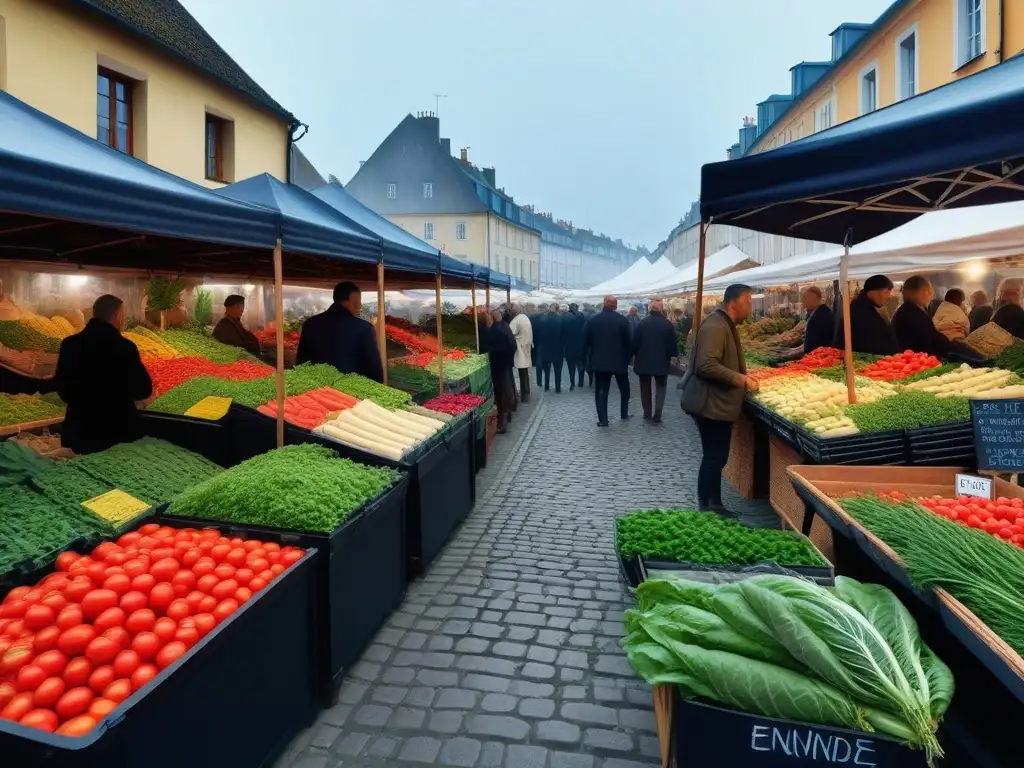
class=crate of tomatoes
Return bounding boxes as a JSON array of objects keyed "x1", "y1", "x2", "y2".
[{"x1": 0, "y1": 521, "x2": 318, "y2": 768}]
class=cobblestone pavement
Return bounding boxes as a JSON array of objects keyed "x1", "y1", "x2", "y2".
[{"x1": 276, "y1": 375, "x2": 774, "y2": 768}]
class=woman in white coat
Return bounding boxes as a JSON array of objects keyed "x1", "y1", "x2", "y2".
[{"x1": 509, "y1": 303, "x2": 534, "y2": 402}]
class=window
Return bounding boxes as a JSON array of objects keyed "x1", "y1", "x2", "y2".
[
  {"x1": 97, "y1": 69, "x2": 133, "y2": 154},
  {"x1": 422, "y1": 182, "x2": 433, "y2": 198},
  {"x1": 423, "y1": 222, "x2": 434, "y2": 240},
  {"x1": 895, "y1": 26, "x2": 918, "y2": 100},
  {"x1": 205, "y1": 115, "x2": 228, "y2": 181},
  {"x1": 956, "y1": 0, "x2": 984, "y2": 67},
  {"x1": 814, "y1": 97, "x2": 834, "y2": 132},
  {"x1": 386, "y1": 183, "x2": 396, "y2": 199},
  {"x1": 456, "y1": 222, "x2": 467, "y2": 240},
  {"x1": 860, "y1": 62, "x2": 878, "y2": 115}
]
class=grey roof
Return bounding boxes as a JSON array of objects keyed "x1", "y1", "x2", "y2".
[
  {"x1": 289, "y1": 145, "x2": 327, "y2": 191},
  {"x1": 71, "y1": 0, "x2": 295, "y2": 121}
]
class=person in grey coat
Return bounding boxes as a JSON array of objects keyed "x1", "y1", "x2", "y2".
[
  {"x1": 632, "y1": 299, "x2": 678, "y2": 423},
  {"x1": 680, "y1": 284, "x2": 757, "y2": 517}
]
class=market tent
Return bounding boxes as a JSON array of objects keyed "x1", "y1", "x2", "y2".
[
  {"x1": 619, "y1": 245, "x2": 755, "y2": 298},
  {"x1": 700, "y1": 54, "x2": 1024, "y2": 245},
  {"x1": 0, "y1": 88, "x2": 282, "y2": 270},
  {"x1": 572, "y1": 256, "x2": 656, "y2": 296},
  {"x1": 567, "y1": 255, "x2": 677, "y2": 299}
]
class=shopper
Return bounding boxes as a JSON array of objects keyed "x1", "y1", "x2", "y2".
[
  {"x1": 625, "y1": 305, "x2": 641, "y2": 340},
  {"x1": 508, "y1": 303, "x2": 534, "y2": 403},
  {"x1": 969, "y1": 290, "x2": 993, "y2": 332},
  {"x1": 892, "y1": 276, "x2": 952, "y2": 357},
  {"x1": 932, "y1": 288, "x2": 970, "y2": 342},
  {"x1": 486, "y1": 310, "x2": 517, "y2": 433},
  {"x1": 562, "y1": 302, "x2": 587, "y2": 390},
  {"x1": 680, "y1": 284, "x2": 757, "y2": 517},
  {"x1": 632, "y1": 299, "x2": 678, "y2": 423},
  {"x1": 529, "y1": 309, "x2": 544, "y2": 388},
  {"x1": 833, "y1": 274, "x2": 900, "y2": 355},
  {"x1": 55, "y1": 294, "x2": 153, "y2": 454},
  {"x1": 992, "y1": 279, "x2": 1024, "y2": 338},
  {"x1": 212, "y1": 294, "x2": 261, "y2": 356},
  {"x1": 296, "y1": 281, "x2": 383, "y2": 382},
  {"x1": 583, "y1": 296, "x2": 632, "y2": 427},
  {"x1": 800, "y1": 286, "x2": 834, "y2": 353},
  {"x1": 537, "y1": 303, "x2": 564, "y2": 393}
]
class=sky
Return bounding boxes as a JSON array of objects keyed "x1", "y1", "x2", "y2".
[{"x1": 181, "y1": 0, "x2": 893, "y2": 251}]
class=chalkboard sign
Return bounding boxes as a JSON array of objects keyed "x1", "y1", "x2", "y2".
[
  {"x1": 971, "y1": 399, "x2": 1024, "y2": 472},
  {"x1": 673, "y1": 696, "x2": 926, "y2": 767}
]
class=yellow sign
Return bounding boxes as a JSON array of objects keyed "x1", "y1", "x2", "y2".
[
  {"x1": 82, "y1": 489, "x2": 151, "y2": 526},
  {"x1": 184, "y1": 396, "x2": 233, "y2": 421}
]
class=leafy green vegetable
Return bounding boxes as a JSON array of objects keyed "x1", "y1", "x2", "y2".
[
  {"x1": 0, "y1": 321, "x2": 60, "y2": 353},
  {"x1": 167, "y1": 444, "x2": 400, "y2": 533},
  {"x1": 995, "y1": 341, "x2": 1024, "y2": 373},
  {"x1": 145, "y1": 276, "x2": 185, "y2": 312},
  {"x1": 616, "y1": 509, "x2": 825, "y2": 567},
  {"x1": 846, "y1": 390, "x2": 969, "y2": 432},
  {"x1": 155, "y1": 328, "x2": 257, "y2": 363},
  {"x1": 334, "y1": 374, "x2": 412, "y2": 410},
  {"x1": 0, "y1": 441, "x2": 52, "y2": 486},
  {"x1": 193, "y1": 288, "x2": 213, "y2": 327},
  {"x1": 0, "y1": 393, "x2": 64, "y2": 428}
]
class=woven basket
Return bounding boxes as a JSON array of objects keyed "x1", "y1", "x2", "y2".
[{"x1": 769, "y1": 436, "x2": 835, "y2": 562}]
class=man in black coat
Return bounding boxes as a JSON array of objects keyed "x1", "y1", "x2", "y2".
[
  {"x1": 800, "y1": 286, "x2": 835, "y2": 354},
  {"x1": 529, "y1": 310, "x2": 544, "y2": 388},
  {"x1": 55, "y1": 294, "x2": 153, "y2": 454},
  {"x1": 537, "y1": 304, "x2": 565, "y2": 393},
  {"x1": 296, "y1": 281, "x2": 383, "y2": 382},
  {"x1": 582, "y1": 296, "x2": 633, "y2": 426},
  {"x1": 833, "y1": 274, "x2": 900, "y2": 356},
  {"x1": 562, "y1": 303, "x2": 587, "y2": 390},
  {"x1": 486, "y1": 310, "x2": 517, "y2": 433},
  {"x1": 892, "y1": 275, "x2": 952, "y2": 358},
  {"x1": 632, "y1": 299, "x2": 678, "y2": 423}
]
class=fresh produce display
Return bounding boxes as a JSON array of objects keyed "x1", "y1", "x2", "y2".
[
  {"x1": 29, "y1": 462, "x2": 112, "y2": 508},
  {"x1": 738, "y1": 316, "x2": 798, "y2": 340},
  {"x1": 19, "y1": 316, "x2": 73, "y2": 341},
  {"x1": 0, "y1": 393, "x2": 64, "y2": 428},
  {"x1": 333, "y1": 374, "x2": 412, "y2": 410},
  {"x1": 624, "y1": 575, "x2": 952, "y2": 764},
  {"x1": 839, "y1": 495, "x2": 1024, "y2": 657},
  {"x1": 995, "y1": 342, "x2": 1024, "y2": 374},
  {"x1": 616, "y1": 510, "x2": 826, "y2": 566},
  {"x1": 406, "y1": 403, "x2": 452, "y2": 423},
  {"x1": 0, "y1": 521, "x2": 308, "y2": 735},
  {"x1": 167, "y1": 445, "x2": 399, "y2": 533},
  {"x1": 872, "y1": 491, "x2": 1024, "y2": 547},
  {"x1": 423, "y1": 393, "x2": 487, "y2": 417},
  {"x1": 153, "y1": 329, "x2": 256, "y2": 364},
  {"x1": 0, "y1": 321, "x2": 60, "y2": 354},
  {"x1": 902, "y1": 364, "x2": 1020, "y2": 398},
  {"x1": 845, "y1": 390, "x2": 970, "y2": 432},
  {"x1": 143, "y1": 356, "x2": 273, "y2": 396},
  {"x1": 860, "y1": 350, "x2": 941, "y2": 381},
  {"x1": 253, "y1": 328, "x2": 299, "y2": 353},
  {"x1": 315, "y1": 400, "x2": 445, "y2": 461},
  {"x1": 122, "y1": 329, "x2": 178, "y2": 360},
  {"x1": 256, "y1": 387, "x2": 358, "y2": 430},
  {"x1": 384, "y1": 323, "x2": 441, "y2": 355},
  {"x1": 0, "y1": 441, "x2": 52, "y2": 487},
  {"x1": 0, "y1": 485, "x2": 112, "y2": 575},
  {"x1": 755, "y1": 374, "x2": 898, "y2": 435}
]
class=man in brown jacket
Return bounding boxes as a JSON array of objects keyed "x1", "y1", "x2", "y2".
[
  {"x1": 213, "y1": 295, "x2": 261, "y2": 356},
  {"x1": 680, "y1": 284, "x2": 757, "y2": 517}
]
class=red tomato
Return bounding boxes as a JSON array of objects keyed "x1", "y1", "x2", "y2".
[
  {"x1": 117, "y1": 532, "x2": 142, "y2": 548},
  {"x1": 138, "y1": 523, "x2": 160, "y2": 536},
  {"x1": 152, "y1": 618, "x2": 177, "y2": 644},
  {"x1": 129, "y1": 663, "x2": 158, "y2": 691},
  {"x1": 32, "y1": 677, "x2": 65, "y2": 708},
  {"x1": 80, "y1": 590, "x2": 119, "y2": 621},
  {"x1": 119, "y1": 591, "x2": 147, "y2": 614},
  {"x1": 264, "y1": 551, "x2": 280, "y2": 565},
  {"x1": 261, "y1": 541, "x2": 280, "y2": 553},
  {"x1": 34, "y1": 649, "x2": 68, "y2": 677},
  {"x1": 56, "y1": 714, "x2": 97, "y2": 736},
  {"x1": 122, "y1": 559, "x2": 148, "y2": 580},
  {"x1": 40, "y1": 591, "x2": 68, "y2": 614},
  {"x1": 281, "y1": 550, "x2": 303, "y2": 566},
  {"x1": 213, "y1": 564, "x2": 236, "y2": 581},
  {"x1": 102, "y1": 627, "x2": 131, "y2": 652},
  {"x1": 149, "y1": 559, "x2": 180, "y2": 583},
  {"x1": 88, "y1": 697, "x2": 118, "y2": 720},
  {"x1": 224, "y1": 548, "x2": 246, "y2": 567},
  {"x1": 33, "y1": 626, "x2": 62, "y2": 653},
  {"x1": 234, "y1": 588, "x2": 252, "y2": 605},
  {"x1": 233, "y1": 568, "x2": 254, "y2": 588},
  {"x1": 269, "y1": 564, "x2": 285, "y2": 577},
  {"x1": 149, "y1": 548, "x2": 177, "y2": 563},
  {"x1": 211, "y1": 580, "x2": 238, "y2": 601},
  {"x1": 196, "y1": 574, "x2": 219, "y2": 594},
  {"x1": 102, "y1": 574, "x2": 132, "y2": 597},
  {"x1": 248, "y1": 558, "x2": 270, "y2": 572},
  {"x1": 198, "y1": 595, "x2": 218, "y2": 614},
  {"x1": 1, "y1": 692, "x2": 35, "y2": 722},
  {"x1": 248, "y1": 577, "x2": 268, "y2": 593},
  {"x1": 93, "y1": 608, "x2": 126, "y2": 634},
  {"x1": 87, "y1": 665, "x2": 116, "y2": 695},
  {"x1": 1, "y1": 645, "x2": 35, "y2": 676},
  {"x1": 192, "y1": 613, "x2": 216, "y2": 638},
  {"x1": 112, "y1": 650, "x2": 139, "y2": 679},
  {"x1": 57, "y1": 625, "x2": 96, "y2": 657},
  {"x1": 125, "y1": 609, "x2": 156, "y2": 635},
  {"x1": 64, "y1": 579, "x2": 93, "y2": 605},
  {"x1": 165, "y1": 600, "x2": 190, "y2": 622},
  {"x1": 149, "y1": 584, "x2": 175, "y2": 615},
  {"x1": 55, "y1": 687, "x2": 94, "y2": 720},
  {"x1": 174, "y1": 625, "x2": 200, "y2": 649},
  {"x1": 56, "y1": 552, "x2": 81, "y2": 572},
  {"x1": 184, "y1": 591, "x2": 205, "y2": 613},
  {"x1": 16, "y1": 664, "x2": 46, "y2": 692},
  {"x1": 155, "y1": 641, "x2": 186, "y2": 670},
  {"x1": 180, "y1": 548, "x2": 203, "y2": 569},
  {"x1": 20, "y1": 708, "x2": 59, "y2": 732},
  {"x1": 84, "y1": 637, "x2": 119, "y2": 665},
  {"x1": 23, "y1": 605, "x2": 56, "y2": 631},
  {"x1": 92, "y1": 543, "x2": 119, "y2": 562},
  {"x1": 62, "y1": 657, "x2": 92, "y2": 687},
  {"x1": 131, "y1": 573, "x2": 157, "y2": 594},
  {"x1": 102, "y1": 679, "x2": 132, "y2": 704},
  {"x1": 209, "y1": 545, "x2": 232, "y2": 563},
  {"x1": 131, "y1": 632, "x2": 160, "y2": 661},
  {"x1": 170, "y1": 571, "x2": 195, "y2": 597},
  {"x1": 85, "y1": 563, "x2": 108, "y2": 586},
  {"x1": 213, "y1": 599, "x2": 238, "y2": 624}
]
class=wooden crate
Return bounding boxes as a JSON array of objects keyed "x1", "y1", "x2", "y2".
[
  {"x1": 769, "y1": 436, "x2": 834, "y2": 562},
  {"x1": 722, "y1": 415, "x2": 756, "y2": 499}
]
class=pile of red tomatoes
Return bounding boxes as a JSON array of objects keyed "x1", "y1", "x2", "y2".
[
  {"x1": 0, "y1": 523, "x2": 305, "y2": 736},
  {"x1": 861, "y1": 350, "x2": 941, "y2": 381}
]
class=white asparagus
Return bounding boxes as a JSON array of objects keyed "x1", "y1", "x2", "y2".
[{"x1": 317, "y1": 423, "x2": 404, "y2": 461}]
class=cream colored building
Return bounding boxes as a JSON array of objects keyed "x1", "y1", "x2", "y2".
[{"x1": 0, "y1": 0, "x2": 298, "y2": 187}]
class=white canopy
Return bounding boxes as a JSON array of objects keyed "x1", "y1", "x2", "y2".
[
  {"x1": 619, "y1": 245, "x2": 754, "y2": 298},
  {"x1": 562, "y1": 255, "x2": 679, "y2": 300},
  {"x1": 702, "y1": 200, "x2": 1024, "y2": 291},
  {"x1": 567, "y1": 256, "x2": 657, "y2": 297}
]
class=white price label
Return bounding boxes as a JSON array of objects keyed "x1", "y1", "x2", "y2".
[{"x1": 955, "y1": 473, "x2": 992, "y2": 500}]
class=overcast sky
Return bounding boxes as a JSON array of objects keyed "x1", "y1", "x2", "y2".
[{"x1": 182, "y1": 0, "x2": 892, "y2": 251}]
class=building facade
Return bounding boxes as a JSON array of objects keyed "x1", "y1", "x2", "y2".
[
  {"x1": 0, "y1": 0, "x2": 298, "y2": 187},
  {"x1": 345, "y1": 113, "x2": 645, "y2": 289}
]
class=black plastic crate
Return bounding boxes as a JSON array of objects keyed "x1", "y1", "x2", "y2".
[
  {"x1": 797, "y1": 428, "x2": 908, "y2": 465},
  {"x1": 770, "y1": 414, "x2": 801, "y2": 451},
  {"x1": 0, "y1": 521, "x2": 317, "y2": 768},
  {"x1": 745, "y1": 399, "x2": 774, "y2": 427},
  {"x1": 139, "y1": 411, "x2": 232, "y2": 467},
  {"x1": 162, "y1": 475, "x2": 408, "y2": 706},
  {"x1": 906, "y1": 422, "x2": 975, "y2": 467}
]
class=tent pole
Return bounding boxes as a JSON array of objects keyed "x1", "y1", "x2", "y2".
[
  {"x1": 840, "y1": 243, "x2": 857, "y2": 404},
  {"x1": 273, "y1": 239, "x2": 285, "y2": 449},
  {"x1": 377, "y1": 262, "x2": 388, "y2": 386},
  {"x1": 506, "y1": 285, "x2": 511, "y2": 306},
  {"x1": 472, "y1": 281, "x2": 480, "y2": 353},
  {"x1": 436, "y1": 273, "x2": 445, "y2": 396},
  {"x1": 486, "y1": 282, "x2": 491, "y2": 311},
  {"x1": 692, "y1": 221, "x2": 708, "y2": 335}
]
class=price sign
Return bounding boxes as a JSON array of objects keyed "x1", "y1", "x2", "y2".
[
  {"x1": 955, "y1": 473, "x2": 992, "y2": 500},
  {"x1": 184, "y1": 396, "x2": 232, "y2": 421},
  {"x1": 971, "y1": 399, "x2": 1024, "y2": 471},
  {"x1": 82, "y1": 489, "x2": 151, "y2": 526}
]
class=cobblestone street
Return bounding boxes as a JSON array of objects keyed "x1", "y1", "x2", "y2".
[{"x1": 277, "y1": 375, "x2": 774, "y2": 768}]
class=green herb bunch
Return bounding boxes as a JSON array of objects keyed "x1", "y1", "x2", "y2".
[
  {"x1": 616, "y1": 509, "x2": 825, "y2": 566},
  {"x1": 145, "y1": 276, "x2": 185, "y2": 312},
  {"x1": 845, "y1": 390, "x2": 969, "y2": 432}
]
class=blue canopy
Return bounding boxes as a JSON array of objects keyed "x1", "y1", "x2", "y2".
[
  {"x1": 215, "y1": 175, "x2": 380, "y2": 263},
  {"x1": 0, "y1": 88, "x2": 279, "y2": 253},
  {"x1": 700, "y1": 55, "x2": 1024, "y2": 244}
]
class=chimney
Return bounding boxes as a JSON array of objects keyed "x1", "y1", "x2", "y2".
[
  {"x1": 459, "y1": 148, "x2": 469, "y2": 163},
  {"x1": 482, "y1": 167, "x2": 496, "y2": 188},
  {"x1": 440, "y1": 137, "x2": 451, "y2": 155},
  {"x1": 418, "y1": 113, "x2": 440, "y2": 141}
]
